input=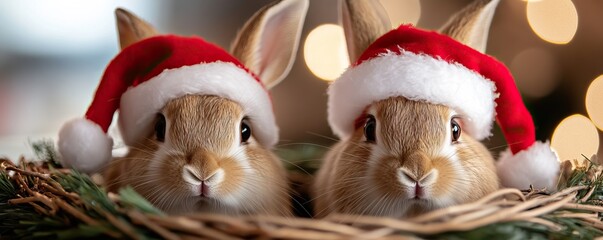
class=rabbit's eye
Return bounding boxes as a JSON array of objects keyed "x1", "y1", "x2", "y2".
[
  {"x1": 364, "y1": 115, "x2": 377, "y2": 143},
  {"x1": 240, "y1": 119, "x2": 252, "y2": 144},
  {"x1": 451, "y1": 118, "x2": 461, "y2": 143},
  {"x1": 155, "y1": 113, "x2": 166, "y2": 142}
]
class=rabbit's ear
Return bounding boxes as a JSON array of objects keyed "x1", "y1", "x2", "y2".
[
  {"x1": 230, "y1": 0, "x2": 309, "y2": 90},
  {"x1": 115, "y1": 8, "x2": 159, "y2": 50},
  {"x1": 340, "y1": 0, "x2": 391, "y2": 63},
  {"x1": 439, "y1": 0, "x2": 500, "y2": 53}
]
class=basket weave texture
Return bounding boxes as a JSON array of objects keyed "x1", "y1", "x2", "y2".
[{"x1": 1, "y1": 154, "x2": 602, "y2": 239}]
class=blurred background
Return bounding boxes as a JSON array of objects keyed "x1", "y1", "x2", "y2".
[{"x1": 0, "y1": 0, "x2": 601, "y2": 162}]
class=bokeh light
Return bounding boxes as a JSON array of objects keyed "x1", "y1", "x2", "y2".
[
  {"x1": 586, "y1": 75, "x2": 603, "y2": 131},
  {"x1": 510, "y1": 48, "x2": 558, "y2": 98},
  {"x1": 551, "y1": 114, "x2": 600, "y2": 161},
  {"x1": 303, "y1": 24, "x2": 350, "y2": 81},
  {"x1": 379, "y1": 0, "x2": 421, "y2": 27},
  {"x1": 526, "y1": 0, "x2": 578, "y2": 44}
]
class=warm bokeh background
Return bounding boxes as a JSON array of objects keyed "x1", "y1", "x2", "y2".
[{"x1": 0, "y1": 0, "x2": 601, "y2": 161}]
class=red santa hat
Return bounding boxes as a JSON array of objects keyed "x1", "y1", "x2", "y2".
[
  {"x1": 58, "y1": 35, "x2": 277, "y2": 173},
  {"x1": 328, "y1": 25, "x2": 560, "y2": 190}
]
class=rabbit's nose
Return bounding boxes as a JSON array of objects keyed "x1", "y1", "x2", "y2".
[
  {"x1": 183, "y1": 166, "x2": 218, "y2": 183},
  {"x1": 398, "y1": 168, "x2": 438, "y2": 186}
]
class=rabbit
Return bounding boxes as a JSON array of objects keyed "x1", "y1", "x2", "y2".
[
  {"x1": 104, "y1": 95, "x2": 293, "y2": 215},
  {"x1": 313, "y1": 0, "x2": 503, "y2": 218},
  {"x1": 100, "y1": 0, "x2": 309, "y2": 216}
]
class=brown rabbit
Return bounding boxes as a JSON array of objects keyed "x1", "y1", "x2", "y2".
[
  {"x1": 58, "y1": 0, "x2": 309, "y2": 216},
  {"x1": 313, "y1": 0, "x2": 504, "y2": 218},
  {"x1": 314, "y1": 97, "x2": 499, "y2": 218},
  {"x1": 104, "y1": 95, "x2": 293, "y2": 215}
]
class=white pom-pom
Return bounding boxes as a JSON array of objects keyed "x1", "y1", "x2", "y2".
[
  {"x1": 58, "y1": 118, "x2": 113, "y2": 173},
  {"x1": 497, "y1": 141, "x2": 560, "y2": 191}
]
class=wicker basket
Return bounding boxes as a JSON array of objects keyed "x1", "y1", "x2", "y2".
[{"x1": 1, "y1": 152, "x2": 602, "y2": 239}]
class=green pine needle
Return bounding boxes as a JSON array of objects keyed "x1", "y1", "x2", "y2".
[
  {"x1": 118, "y1": 187, "x2": 163, "y2": 216},
  {"x1": 30, "y1": 139, "x2": 61, "y2": 167}
]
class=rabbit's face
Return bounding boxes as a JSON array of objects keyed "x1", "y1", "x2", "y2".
[
  {"x1": 131, "y1": 95, "x2": 289, "y2": 215},
  {"x1": 328, "y1": 97, "x2": 498, "y2": 217}
]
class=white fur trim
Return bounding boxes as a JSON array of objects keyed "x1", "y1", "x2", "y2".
[
  {"x1": 119, "y1": 61, "x2": 277, "y2": 147},
  {"x1": 328, "y1": 50, "x2": 497, "y2": 140},
  {"x1": 497, "y1": 141, "x2": 560, "y2": 191},
  {"x1": 58, "y1": 118, "x2": 113, "y2": 173}
]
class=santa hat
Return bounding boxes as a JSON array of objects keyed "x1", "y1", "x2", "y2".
[
  {"x1": 58, "y1": 35, "x2": 277, "y2": 173},
  {"x1": 328, "y1": 25, "x2": 560, "y2": 190}
]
